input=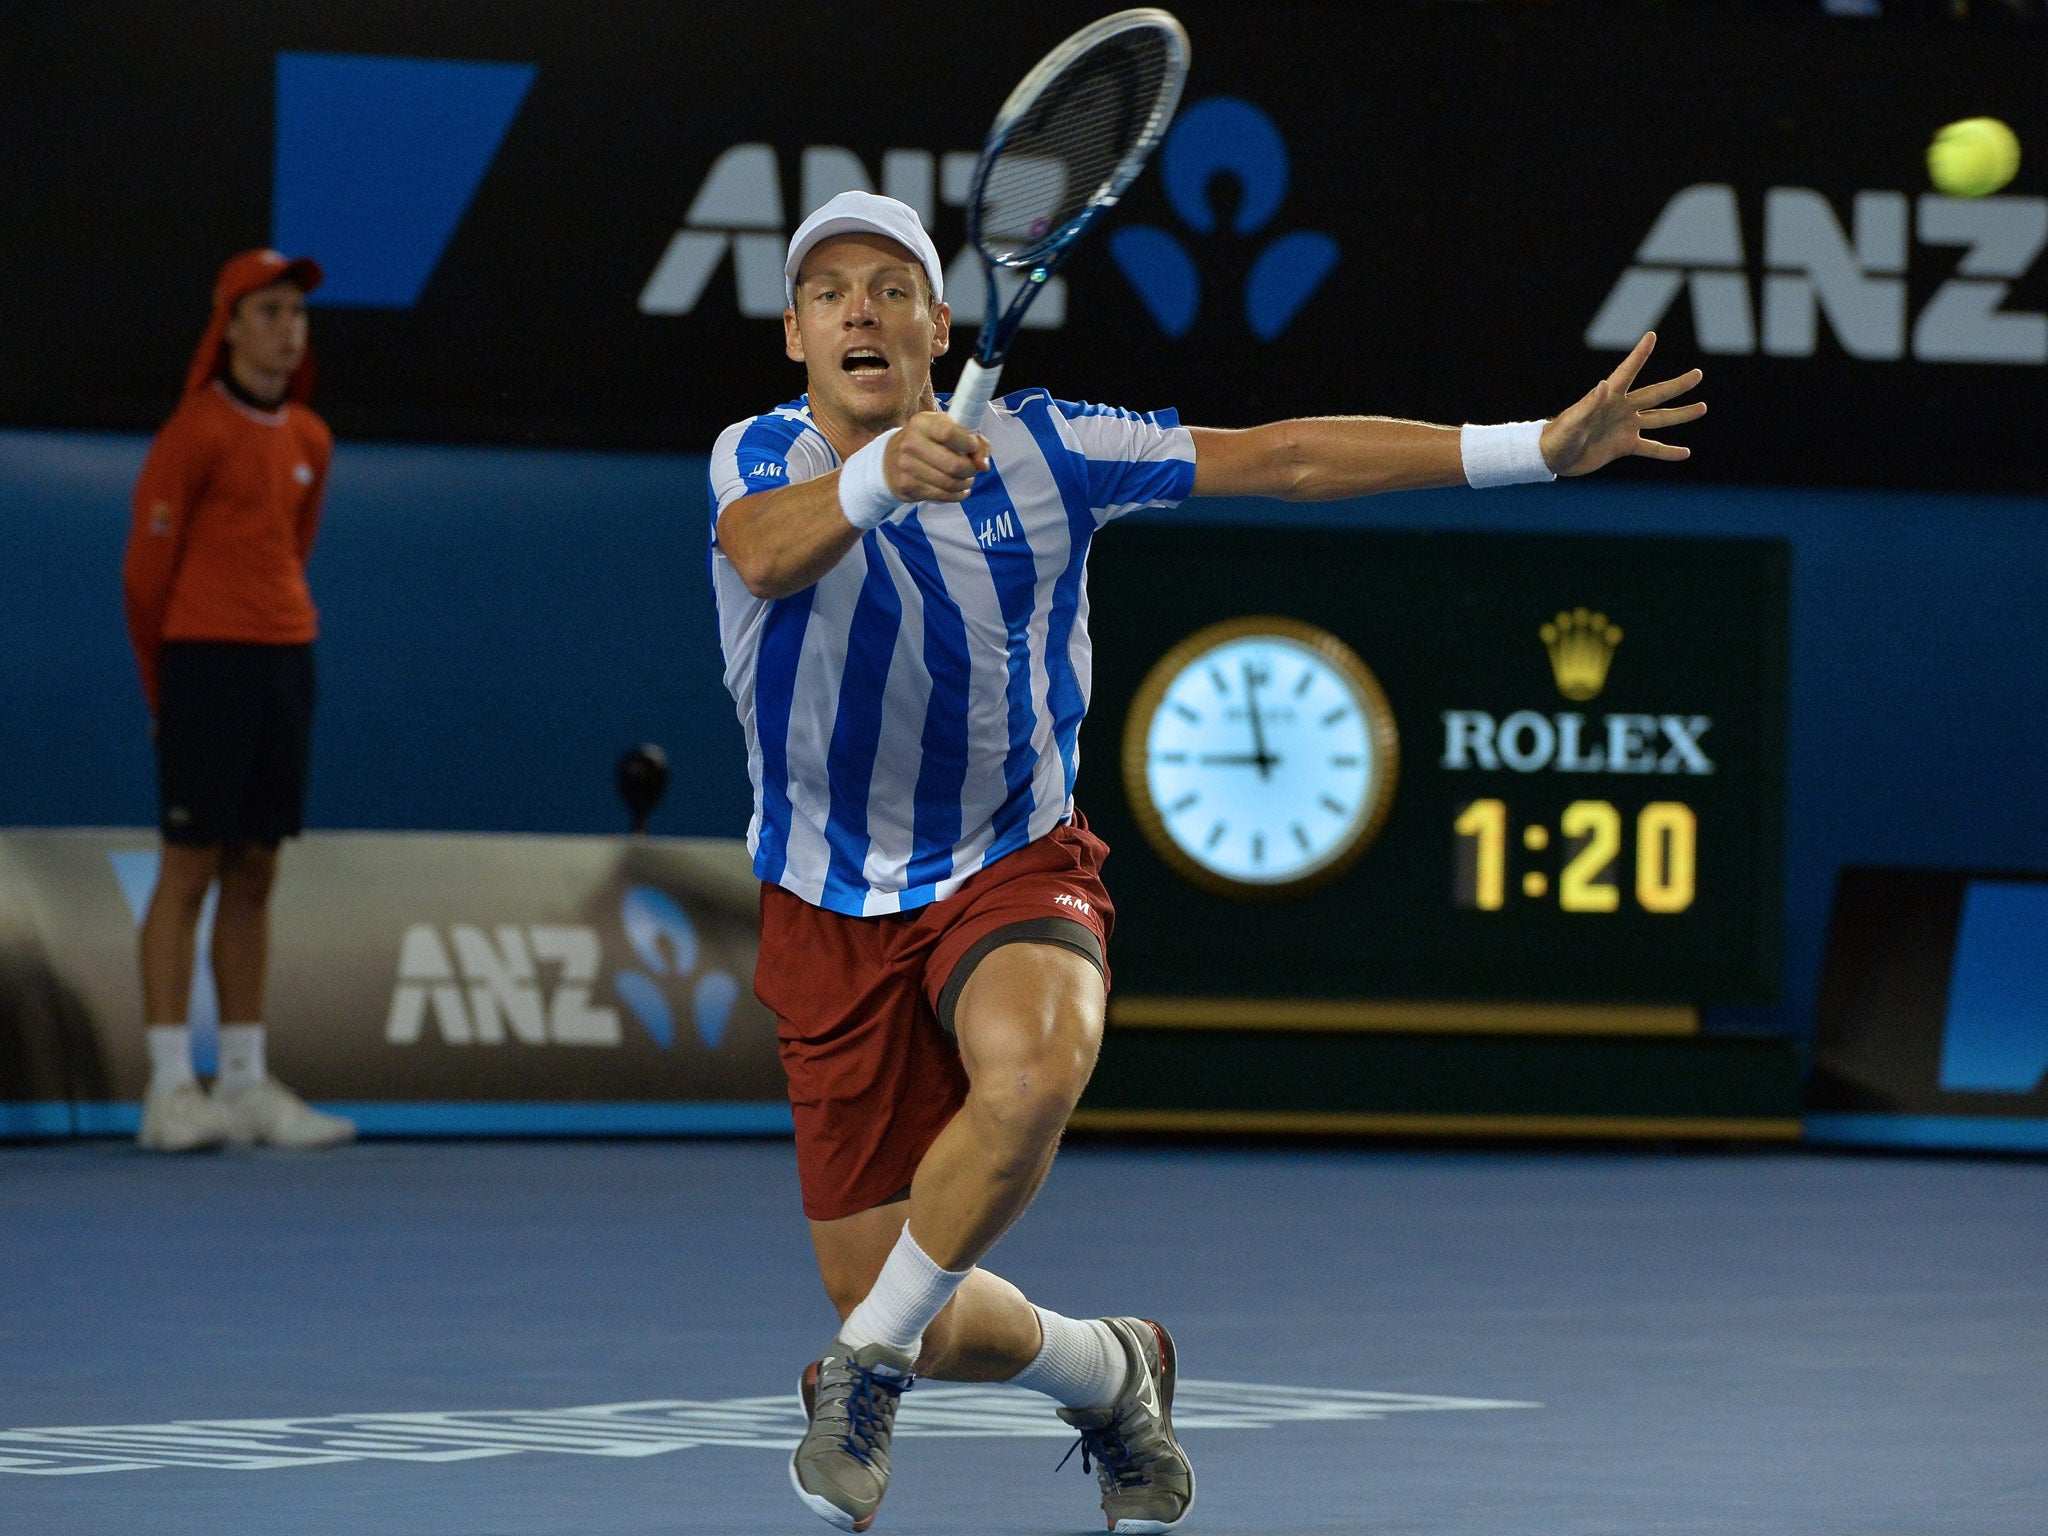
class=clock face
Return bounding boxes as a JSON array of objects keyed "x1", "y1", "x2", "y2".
[{"x1": 1121, "y1": 617, "x2": 1400, "y2": 898}]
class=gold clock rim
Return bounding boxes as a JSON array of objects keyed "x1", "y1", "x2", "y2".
[{"x1": 1119, "y1": 615, "x2": 1402, "y2": 902}]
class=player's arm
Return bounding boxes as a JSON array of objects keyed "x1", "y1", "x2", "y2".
[
  {"x1": 1188, "y1": 416, "x2": 1464, "y2": 500},
  {"x1": 1188, "y1": 332, "x2": 1704, "y2": 501},
  {"x1": 717, "y1": 411, "x2": 988, "y2": 600}
]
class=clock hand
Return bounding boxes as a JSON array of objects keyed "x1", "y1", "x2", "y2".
[
  {"x1": 1242, "y1": 662, "x2": 1276, "y2": 780},
  {"x1": 1197, "y1": 752, "x2": 1282, "y2": 766}
]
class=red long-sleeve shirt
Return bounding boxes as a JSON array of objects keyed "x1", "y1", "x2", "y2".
[{"x1": 122, "y1": 380, "x2": 332, "y2": 711}]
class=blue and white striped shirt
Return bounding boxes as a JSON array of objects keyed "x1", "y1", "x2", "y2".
[{"x1": 709, "y1": 390, "x2": 1196, "y2": 916}]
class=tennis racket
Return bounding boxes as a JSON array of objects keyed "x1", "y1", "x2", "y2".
[{"x1": 946, "y1": 8, "x2": 1190, "y2": 432}]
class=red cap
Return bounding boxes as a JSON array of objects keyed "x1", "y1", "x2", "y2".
[{"x1": 181, "y1": 248, "x2": 325, "y2": 402}]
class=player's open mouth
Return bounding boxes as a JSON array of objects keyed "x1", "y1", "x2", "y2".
[{"x1": 842, "y1": 350, "x2": 890, "y2": 376}]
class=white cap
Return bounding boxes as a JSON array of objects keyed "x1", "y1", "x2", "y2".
[{"x1": 783, "y1": 191, "x2": 945, "y2": 309}]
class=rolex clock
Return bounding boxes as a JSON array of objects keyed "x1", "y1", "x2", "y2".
[{"x1": 1121, "y1": 616, "x2": 1400, "y2": 899}]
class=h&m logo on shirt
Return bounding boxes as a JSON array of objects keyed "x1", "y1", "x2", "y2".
[
  {"x1": 747, "y1": 461, "x2": 786, "y2": 481},
  {"x1": 1053, "y1": 892, "x2": 1092, "y2": 917},
  {"x1": 975, "y1": 508, "x2": 1017, "y2": 548},
  {"x1": 292, "y1": 463, "x2": 314, "y2": 486}
]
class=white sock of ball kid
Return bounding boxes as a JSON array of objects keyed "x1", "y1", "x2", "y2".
[
  {"x1": 216, "y1": 1024, "x2": 266, "y2": 1093},
  {"x1": 836, "y1": 1224, "x2": 970, "y2": 1359},
  {"x1": 146, "y1": 1025, "x2": 196, "y2": 1091},
  {"x1": 1009, "y1": 1307, "x2": 1130, "y2": 1409}
]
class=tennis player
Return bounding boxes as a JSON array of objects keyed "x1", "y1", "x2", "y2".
[
  {"x1": 123, "y1": 249, "x2": 354, "y2": 1154},
  {"x1": 712, "y1": 191, "x2": 1703, "y2": 1533}
]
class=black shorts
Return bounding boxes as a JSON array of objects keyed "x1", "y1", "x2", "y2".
[{"x1": 156, "y1": 642, "x2": 315, "y2": 848}]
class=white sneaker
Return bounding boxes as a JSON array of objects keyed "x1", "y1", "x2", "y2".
[
  {"x1": 137, "y1": 1080, "x2": 231, "y2": 1152},
  {"x1": 211, "y1": 1077, "x2": 356, "y2": 1149}
]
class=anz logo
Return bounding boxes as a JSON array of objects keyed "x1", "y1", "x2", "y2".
[
  {"x1": 1108, "y1": 97, "x2": 1339, "y2": 342},
  {"x1": 384, "y1": 885, "x2": 740, "y2": 1051},
  {"x1": 1589, "y1": 183, "x2": 2047, "y2": 365},
  {"x1": 640, "y1": 144, "x2": 1065, "y2": 328},
  {"x1": 638, "y1": 97, "x2": 1334, "y2": 343}
]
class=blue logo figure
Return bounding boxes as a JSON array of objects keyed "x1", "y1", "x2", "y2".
[
  {"x1": 1109, "y1": 97, "x2": 1339, "y2": 342},
  {"x1": 613, "y1": 885, "x2": 739, "y2": 1051}
]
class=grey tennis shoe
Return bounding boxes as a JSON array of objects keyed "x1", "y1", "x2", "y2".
[
  {"x1": 1057, "y1": 1317, "x2": 1195, "y2": 1534},
  {"x1": 789, "y1": 1338, "x2": 916, "y2": 1532}
]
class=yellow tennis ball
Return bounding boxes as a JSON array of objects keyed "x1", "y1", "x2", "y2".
[{"x1": 1927, "y1": 117, "x2": 2021, "y2": 198}]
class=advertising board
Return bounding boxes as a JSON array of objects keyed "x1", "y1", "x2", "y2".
[
  {"x1": 1, "y1": 4, "x2": 2041, "y2": 492},
  {"x1": 0, "y1": 830, "x2": 788, "y2": 1133}
]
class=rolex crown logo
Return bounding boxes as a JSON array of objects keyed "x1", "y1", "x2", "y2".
[{"x1": 1540, "y1": 608, "x2": 1623, "y2": 701}]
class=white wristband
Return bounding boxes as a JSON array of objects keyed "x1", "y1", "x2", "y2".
[
  {"x1": 837, "y1": 428, "x2": 904, "y2": 531},
  {"x1": 1460, "y1": 420, "x2": 1556, "y2": 488}
]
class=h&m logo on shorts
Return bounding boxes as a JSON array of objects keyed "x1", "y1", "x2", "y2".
[{"x1": 1053, "y1": 892, "x2": 1092, "y2": 917}]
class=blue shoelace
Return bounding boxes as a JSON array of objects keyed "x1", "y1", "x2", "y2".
[
  {"x1": 1058, "y1": 1421, "x2": 1150, "y2": 1489},
  {"x1": 838, "y1": 1362, "x2": 910, "y2": 1467}
]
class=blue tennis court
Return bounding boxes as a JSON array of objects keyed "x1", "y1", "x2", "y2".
[{"x1": 4, "y1": 1138, "x2": 2041, "y2": 1535}]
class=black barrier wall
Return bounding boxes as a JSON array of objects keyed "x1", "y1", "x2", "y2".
[
  {"x1": 7, "y1": 430, "x2": 2048, "y2": 1046},
  {"x1": 1, "y1": 3, "x2": 2043, "y2": 491}
]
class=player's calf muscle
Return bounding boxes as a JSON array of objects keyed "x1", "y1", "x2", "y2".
[{"x1": 913, "y1": 1271, "x2": 1041, "y2": 1381}]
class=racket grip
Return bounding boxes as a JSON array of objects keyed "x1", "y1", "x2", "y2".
[{"x1": 947, "y1": 360, "x2": 1003, "y2": 433}]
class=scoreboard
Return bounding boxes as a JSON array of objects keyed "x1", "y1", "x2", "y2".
[{"x1": 1083, "y1": 527, "x2": 1788, "y2": 1006}]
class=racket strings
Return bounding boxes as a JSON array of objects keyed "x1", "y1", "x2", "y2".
[{"x1": 975, "y1": 28, "x2": 1177, "y2": 267}]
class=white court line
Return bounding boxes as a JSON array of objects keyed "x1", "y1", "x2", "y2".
[{"x1": 0, "y1": 1379, "x2": 1537, "y2": 1476}]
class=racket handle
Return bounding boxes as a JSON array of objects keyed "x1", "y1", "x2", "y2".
[{"x1": 947, "y1": 359, "x2": 1003, "y2": 433}]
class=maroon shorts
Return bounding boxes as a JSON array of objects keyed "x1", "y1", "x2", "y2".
[{"x1": 755, "y1": 820, "x2": 1115, "y2": 1222}]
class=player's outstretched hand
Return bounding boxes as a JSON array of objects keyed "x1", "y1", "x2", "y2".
[
  {"x1": 888, "y1": 410, "x2": 991, "y2": 504},
  {"x1": 1539, "y1": 332, "x2": 1705, "y2": 479}
]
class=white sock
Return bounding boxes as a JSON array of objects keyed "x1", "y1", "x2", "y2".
[
  {"x1": 146, "y1": 1025, "x2": 196, "y2": 1091},
  {"x1": 837, "y1": 1226, "x2": 970, "y2": 1356},
  {"x1": 216, "y1": 1024, "x2": 266, "y2": 1092},
  {"x1": 1010, "y1": 1309, "x2": 1129, "y2": 1409}
]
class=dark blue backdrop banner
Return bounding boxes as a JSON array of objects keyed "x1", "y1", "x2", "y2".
[{"x1": 0, "y1": 2, "x2": 2043, "y2": 492}]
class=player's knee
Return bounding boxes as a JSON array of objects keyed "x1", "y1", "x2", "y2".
[
  {"x1": 1035, "y1": 1023, "x2": 1101, "y2": 1112},
  {"x1": 1032, "y1": 1007, "x2": 1103, "y2": 1104},
  {"x1": 960, "y1": 977, "x2": 1103, "y2": 1093},
  {"x1": 970, "y1": 1043, "x2": 1093, "y2": 1159},
  {"x1": 1000, "y1": 1012, "x2": 1100, "y2": 1104}
]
